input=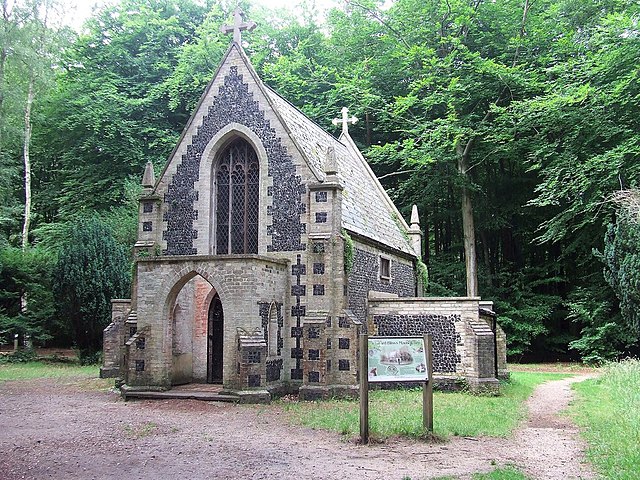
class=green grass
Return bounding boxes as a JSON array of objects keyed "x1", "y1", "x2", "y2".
[
  {"x1": 472, "y1": 466, "x2": 530, "y2": 479},
  {"x1": 405, "y1": 466, "x2": 529, "y2": 480},
  {"x1": 571, "y1": 359, "x2": 640, "y2": 480},
  {"x1": 0, "y1": 361, "x2": 101, "y2": 382},
  {"x1": 281, "y1": 371, "x2": 569, "y2": 439}
]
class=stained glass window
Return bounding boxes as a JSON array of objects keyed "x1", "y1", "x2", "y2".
[{"x1": 215, "y1": 138, "x2": 259, "y2": 254}]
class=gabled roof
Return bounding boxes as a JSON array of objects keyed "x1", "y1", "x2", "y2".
[
  {"x1": 154, "y1": 42, "x2": 416, "y2": 258},
  {"x1": 263, "y1": 86, "x2": 416, "y2": 257}
]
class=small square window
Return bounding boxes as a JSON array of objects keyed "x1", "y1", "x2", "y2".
[
  {"x1": 315, "y1": 212, "x2": 328, "y2": 223},
  {"x1": 380, "y1": 256, "x2": 391, "y2": 280},
  {"x1": 313, "y1": 263, "x2": 325, "y2": 275},
  {"x1": 142, "y1": 221, "x2": 153, "y2": 232},
  {"x1": 142, "y1": 202, "x2": 153, "y2": 213},
  {"x1": 315, "y1": 191, "x2": 328, "y2": 202},
  {"x1": 312, "y1": 242, "x2": 325, "y2": 254}
]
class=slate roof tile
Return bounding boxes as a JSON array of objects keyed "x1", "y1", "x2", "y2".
[{"x1": 263, "y1": 86, "x2": 416, "y2": 257}]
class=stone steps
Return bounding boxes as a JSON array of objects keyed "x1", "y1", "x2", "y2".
[{"x1": 121, "y1": 389, "x2": 240, "y2": 403}]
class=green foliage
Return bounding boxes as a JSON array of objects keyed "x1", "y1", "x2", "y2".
[
  {"x1": 342, "y1": 229, "x2": 354, "y2": 273},
  {"x1": 52, "y1": 217, "x2": 130, "y2": 356},
  {"x1": 416, "y1": 258, "x2": 429, "y2": 292},
  {"x1": 281, "y1": 372, "x2": 569, "y2": 439},
  {"x1": 0, "y1": 348, "x2": 38, "y2": 363},
  {"x1": 566, "y1": 287, "x2": 629, "y2": 364},
  {"x1": 572, "y1": 359, "x2": 640, "y2": 479},
  {"x1": 0, "y1": 246, "x2": 62, "y2": 345},
  {"x1": 35, "y1": 0, "x2": 211, "y2": 218},
  {"x1": 602, "y1": 200, "x2": 640, "y2": 337}
]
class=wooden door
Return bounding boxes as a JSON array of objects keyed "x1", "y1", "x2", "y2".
[{"x1": 207, "y1": 294, "x2": 224, "y2": 383}]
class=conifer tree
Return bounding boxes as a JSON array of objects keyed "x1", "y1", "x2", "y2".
[{"x1": 52, "y1": 217, "x2": 130, "y2": 361}]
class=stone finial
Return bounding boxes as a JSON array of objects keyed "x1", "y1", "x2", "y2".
[
  {"x1": 332, "y1": 107, "x2": 358, "y2": 135},
  {"x1": 324, "y1": 146, "x2": 338, "y2": 176},
  {"x1": 220, "y1": 8, "x2": 257, "y2": 45},
  {"x1": 142, "y1": 161, "x2": 155, "y2": 189},
  {"x1": 410, "y1": 204, "x2": 420, "y2": 227},
  {"x1": 408, "y1": 204, "x2": 423, "y2": 259}
]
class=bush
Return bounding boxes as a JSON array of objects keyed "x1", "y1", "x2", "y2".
[{"x1": 52, "y1": 217, "x2": 130, "y2": 358}]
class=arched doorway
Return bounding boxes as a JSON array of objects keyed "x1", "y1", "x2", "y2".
[
  {"x1": 207, "y1": 293, "x2": 224, "y2": 383},
  {"x1": 169, "y1": 274, "x2": 221, "y2": 385}
]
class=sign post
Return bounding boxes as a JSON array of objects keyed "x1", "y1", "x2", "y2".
[
  {"x1": 423, "y1": 334, "x2": 433, "y2": 433},
  {"x1": 360, "y1": 335, "x2": 433, "y2": 443},
  {"x1": 359, "y1": 333, "x2": 369, "y2": 444}
]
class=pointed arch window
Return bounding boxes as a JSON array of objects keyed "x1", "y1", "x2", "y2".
[{"x1": 215, "y1": 138, "x2": 259, "y2": 254}]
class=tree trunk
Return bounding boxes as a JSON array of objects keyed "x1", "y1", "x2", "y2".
[
  {"x1": 22, "y1": 76, "x2": 34, "y2": 249},
  {"x1": 479, "y1": 229, "x2": 493, "y2": 288},
  {"x1": 365, "y1": 111, "x2": 371, "y2": 147},
  {"x1": 0, "y1": 46, "x2": 5, "y2": 151},
  {"x1": 457, "y1": 141, "x2": 478, "y2": 297}
]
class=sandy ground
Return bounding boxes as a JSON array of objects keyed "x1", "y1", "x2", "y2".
[{"x1": 0, "y1": 374, "x2": 597, "y2": 480}]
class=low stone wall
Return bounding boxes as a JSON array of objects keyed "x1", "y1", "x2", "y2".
[
  {"x1": 367, "y1": 293, "x2": 504, "y2": 392},
  {"x1": 100, "y1": 299, "x2": 131, "y2": 379}
]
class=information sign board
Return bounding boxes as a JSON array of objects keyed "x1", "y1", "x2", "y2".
[{"x1": 367, "y1": 336, "x2": 428, "y2": 382}]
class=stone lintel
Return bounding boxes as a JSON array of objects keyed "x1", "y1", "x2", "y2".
[
  {"x1": 136, "y1": 254, "x2": 290, "y2": 267},
  {"x1": 308, "y1": 232, "x2": 331, "y2": 241},
  {"x1": 111, "y1": 298, "x2": 132, "y2": 305},
  {"x1": 308, "y1": 181, "x2": 343, "y2": 191},
  {"x1": 134, "y1": 240, "x2": 155, "y2": 248}
]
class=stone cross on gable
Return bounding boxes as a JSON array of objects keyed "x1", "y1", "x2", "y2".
[
  {"x1": 220, "y1": 8, "x2": 257, "y2": 44},
  {"x1": 332, "y1": 107, "x2": 358, "y2": 134}
]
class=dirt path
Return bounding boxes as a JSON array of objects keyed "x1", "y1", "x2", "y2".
[
  {"x1": 501, "y1": 374, "x2": 598, "y2": 479},
  {"x1": 0, "y1": 375, "x2": 597, "y2": 480}
]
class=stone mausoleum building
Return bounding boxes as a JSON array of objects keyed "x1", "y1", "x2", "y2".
[{"x1": 101, "y1": 11, "x2": 506, "y2": 401}]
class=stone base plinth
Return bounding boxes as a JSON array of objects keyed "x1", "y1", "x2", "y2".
[
  {"x1": 99, "y1": 366, "x2": 120, "y2": 379},
  {"x1": 466, "y1": 377, "x2": 500, "y2": 394}
]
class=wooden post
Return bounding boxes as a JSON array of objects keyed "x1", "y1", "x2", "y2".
[
  {"x1": 423, "y1": 334, "x2": 434, "y2": 433},
  {"x1": 359, "y1": 333, "x2": 369, "y2": 444}
]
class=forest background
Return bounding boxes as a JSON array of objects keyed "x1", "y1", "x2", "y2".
[{"x1": 0, "y1": 0, "x2": 639, "y2": 363}]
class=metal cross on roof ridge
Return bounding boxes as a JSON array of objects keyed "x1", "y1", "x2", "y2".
[
  {"x1": 332, "y1": 107, "x2": 358, "y2": 134},
  {"x1": 220, "y1": 8, "x2": 257, "y2": 45}
]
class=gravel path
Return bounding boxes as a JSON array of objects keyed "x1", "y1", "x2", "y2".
[{"x1": 0, "y1": 374, "x2": 597, "y2": 480}]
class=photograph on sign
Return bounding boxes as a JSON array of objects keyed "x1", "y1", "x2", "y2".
[{"x1": 367, "y1": 337, "x2": 428, "y2": 382}]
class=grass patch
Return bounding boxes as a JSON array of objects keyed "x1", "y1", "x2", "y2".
[
  {"x1": 571, "y1": 359, "x2": 640, "y2": 479},
  {"x1": 281, "y1": 371, "x2": 569, "y2": 439},
  {"x1": 508, "y1": 362, "x2": 596, "y2": 373},
  {"x1": 122, "y1": 421, "x2": 158, "y2": 439},
  {"x1": 0, "y1": 361, "x2": 100, "y2": 382},
  {"x1": 472, "y1": 466, "x2": 530, "y2": 479},
  {"x1": 401, "y1": 466, "x2": 529, "y2": 480}
]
